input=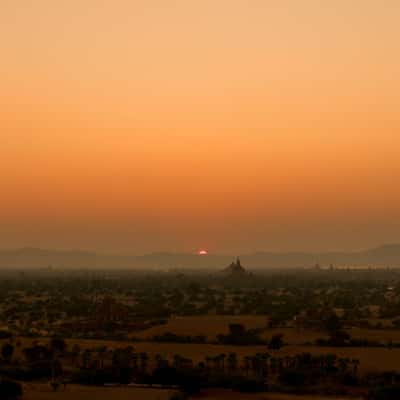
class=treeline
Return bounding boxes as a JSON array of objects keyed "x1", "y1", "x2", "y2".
[
  {"x1": 4, "y1": 337, "x2": 400, "y2": 398},
  {"x1": 0, "y1": 337, "x2": 361, "y2": 396}
]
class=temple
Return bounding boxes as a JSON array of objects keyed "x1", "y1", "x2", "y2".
[{"x1": 224, "y1": 257, "x2": 246, "y2": 274}]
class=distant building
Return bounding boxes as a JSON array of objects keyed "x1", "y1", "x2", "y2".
[{"x1": 224, "y1": 257, "x2": 246, "y2": 274}]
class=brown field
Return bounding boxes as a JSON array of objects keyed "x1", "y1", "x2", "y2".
[
  {"x1": 261, "y1": 326, "x2": 400, "y2": 345},
  {"x1": 6, "y1": 314, "x2": 400, "y2": 378},
  {"x1": 348, "y1": 327, "x2": 400, "y2": 341},
  {"x1": 192, "y1": 390, "x2": 360, "y2": 399},
  {"x1": 21, "y1": 385, "x2": 359, "y2": 400},
  {"x1": 135, "y1": 315, "x2": 400, "y2": 345},
  {"x1": 260, "y1": 328, "x2": 326, "y2": 345},
  {"x1": 135, "y1": 315, "x2": 269, "y2": 340},
  {"x1": 135, "y1": 316, "x2": 324, "y2": 345},
  {"x1": 22, "y1": 383, "x2": 175, "y2": 400}
]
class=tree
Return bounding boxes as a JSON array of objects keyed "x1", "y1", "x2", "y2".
[
  {"x1": 329, "y1": 330, "x2": 351, "y2": 346},
  {"x1": 22, "y1": 344, "x2": 53, "y2": 375},
  {"x1": 139, "y1": 352, "x2": 149, "y2": 373},
  {"x1": 97, "y1": 346, "x2": 108, "y2": 369},
  {"x1": 243, "y1": 356, "x2": 251, "y2": 376},
  {"x1": 71, "y1": 344, "x2": 81, "y2": 366},
  {"x1": 338, "y1": 357, "x2": 350, "y2": 374},
  {"x1": 155, "y1": 353, "x2": 167, "y2": 369},
  {"x1": 0, "y1": 379, "x2": 23, "y2": 400},
  {"x1": 229, "y1": 324, "x2": 246, "y2": 336},
  {"x1": 50, "y1": 337, "x2": 67, "y2": 355},
  {"x1": 279, "y1": 369, "x2": 307, "y2": 387},
  {"x1": 1, "y1": 343, "x2": 14, "y2": 363},
  {"x1": 82, "y1": 350, "x2": 91, "y2": 369},
  {"x1": 351, "y1": 358, "x2": 360, "y2": 377},
  {"x1": 219, "y1": 353, "x2": 226, "y2": 371},
  {"x1": 369, "y1": 385, "x2": 400, "y2": 400},
  {"x1": 227, "y1": 352, "x2": 238, "y2": 372},
  {"x1": 323, "y1": 312, "x2": 342, "y2": 334},
  {"x1": 268, "y1": 333, "x2": 284, "y2": 350},
  {"x1": 152, "y1": 365, "x2": 178, "y2": 386}
]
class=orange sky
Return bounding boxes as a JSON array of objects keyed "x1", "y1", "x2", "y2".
[{"x1": 1, "y1": 1, "x2": 400, "y2": 253}]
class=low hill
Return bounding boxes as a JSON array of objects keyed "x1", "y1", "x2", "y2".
[{"x1": 0, "y1": 244, "x2": 400, "y2": 270}]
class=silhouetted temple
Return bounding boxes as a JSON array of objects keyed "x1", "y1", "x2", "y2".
[{"x1": 224, "y1": 257, "x2": 246, "y2": 274}]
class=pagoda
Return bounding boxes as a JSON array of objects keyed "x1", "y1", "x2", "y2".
[{"x1": 224, "y1": 257, "x2": 246, "y2": 274}]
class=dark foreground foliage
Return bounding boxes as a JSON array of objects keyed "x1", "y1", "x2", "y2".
[{"x1": 0, "y1": 379, "x2": 23, "y2": 400}]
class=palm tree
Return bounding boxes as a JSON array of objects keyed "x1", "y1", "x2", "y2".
[
  {"x1": 82, "y1": 350, "x2": 91, "y2": 369},
  {"x1": 139, "y1": 352, "x2": 149, "y2": 373},
  {"x1": 173, "y1": 354, "x2": 182, "y2": 369},
  {"x1": 251, "y1": 355, "x2": 261, "y2": 377},
  {"x1": 284, "y1": 355, "x2": 292, "y2": 369},
  {"x1": 124, "y1": 346, "x2": 134, "y2": 367},
  {"x1": 227, "y1": 352, "x2": 238, "y2": 373},
  {"x1": 243, "y1": 356, "x2": 251, "y2": 376},
  {"x1": 338, "y1": 357, "x2": 349, "y2": 374},
  {"x1": 155, "y1": 353, "x2": 166, "y2": 368},
  {"x1": 212, "y1": 355, "x2": 221, "y2": 370},
  {"x1": 323, "y1": 354, "x2": 337, "y2": 375},
  {"x1": 205, "y1": 356, "x2": 213, "y2": 371},
  {"x1": 97, "y1": 346, "x2": 107, "y2": 369},
  {"x1": 260, "y1": 353, "x2": 270, "y2": 378},
  {"x1": 351, "y1": 359, "x2": 360, "y2": 376},
  {"x1": 219, "y1": 353, "x2": 226, "y2": 372},
  {"x1": 132, "y1": 352, "x2": 139, "y2": 370},
  {"x1": 71, "y1": 344, "x2": 81, "y2": 367}
]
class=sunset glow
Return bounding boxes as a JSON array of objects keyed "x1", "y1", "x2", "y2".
[
  {"x1": 1, "y1": 1, "x2": 400, "y2": 253},
  {"x1": 2, "y1": 3, "x2": 400, "y2": 395}
]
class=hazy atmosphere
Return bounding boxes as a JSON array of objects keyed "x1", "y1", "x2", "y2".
[
  {"x1": 3, "y1": 3, "x2": 400, "y2": 400},
  {"x1": 1, "y1": 0, "x2": 400, "y2": 253}
]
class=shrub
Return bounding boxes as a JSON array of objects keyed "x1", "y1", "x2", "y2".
[
  {"x1": 233, "y1": 377, "x2": 267, "y2": 393},
  {"x1": 369, "y1": 385, "x2": 400, "y2": 399},
  {"x1": 0, "y1": 331, "x2": 12, "y2": 339},
  {"x1": 279, "y1": 369, "x2": 307, "y2": 387},
  {"x1": 0, "y1": 379, "x2": 23, "y2": 400},
  {"x1": 169, "y1": 393, "x2": 187, "y2": 400}
]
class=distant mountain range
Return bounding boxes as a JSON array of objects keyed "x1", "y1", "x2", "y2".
[{"x1": 1, "y1": 244, "x2": 400, "y2": 270}]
